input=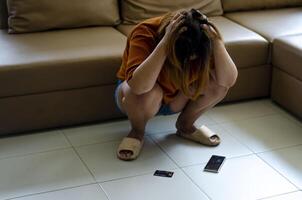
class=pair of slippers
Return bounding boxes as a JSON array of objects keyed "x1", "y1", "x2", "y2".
[{"x1": 117, "y1": 125, "x2": 220, "y2": 161}]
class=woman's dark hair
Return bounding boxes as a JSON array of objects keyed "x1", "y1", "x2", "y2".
[
  {"x1": 175, "y1": 9, "x2": 211, "y2": 69},
  {"x1": 157, "y1": 9, "x2": 222, "y2": 100}
]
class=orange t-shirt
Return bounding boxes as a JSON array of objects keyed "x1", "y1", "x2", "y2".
[{"x1": 116, "y1": 16, "x2": 203, "y2": 104}]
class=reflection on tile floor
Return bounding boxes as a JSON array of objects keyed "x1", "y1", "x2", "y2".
[{"x1": 0, "y1": 99, "x2": 301, "y2": 200}]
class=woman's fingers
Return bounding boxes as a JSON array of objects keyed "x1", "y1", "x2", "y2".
[
  {"x1": 167, "y1": 13, "x2": 185, "y2": 34},
  {"x1": 201, "y1": 24, "x2": 217, "y2": 39},
  {"x1": 163, "y1": 12, "x2": 185, "y2": 42}
]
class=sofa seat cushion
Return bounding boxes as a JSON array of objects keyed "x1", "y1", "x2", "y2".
[
  {"x1": 0, "y1": 27, "x2": 127, "y2": 98},
  {"x1": 273, "y1": 34, "x2": 302, "y2": 81},
  {"x1": 116, "y1": 16, "x2": 269, "y2": 68},
  {"x1": 225, "y1": 7, "x2": 302, "y2": 42}
]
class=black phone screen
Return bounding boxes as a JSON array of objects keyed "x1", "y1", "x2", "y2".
[{"x1": 204, "y1": 155, "x2": 226, "y2": 173}]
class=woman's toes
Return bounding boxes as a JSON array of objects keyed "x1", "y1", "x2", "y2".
[{"x1": 120, "y1": 150, "x2": 133, "y2": 160}]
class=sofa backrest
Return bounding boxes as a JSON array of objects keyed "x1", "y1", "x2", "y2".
[
  {"x1": 0, "y1": 0, "x2": 8, "y2": 29},
  {"x1": 222, "y1": 0, "x2": 302, "y2": 12},
  {"x1": 121, "y1": 0, "x2": 223, "y2": 24},
  {"x1": 1, "y1": 0, "x2": 121, "y2": 32}
]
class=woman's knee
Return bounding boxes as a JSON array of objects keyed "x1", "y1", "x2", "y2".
[
  {"x1": 205, "y1": 81, "x2": 229, "y2": 100},
  {"x1": 122, "y1": 82, "x2": 163, "y2": 115}
]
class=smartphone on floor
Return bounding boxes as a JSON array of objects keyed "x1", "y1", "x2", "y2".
[{"x1": 204, "y1": 155, "x2": 226, "y2": 173}]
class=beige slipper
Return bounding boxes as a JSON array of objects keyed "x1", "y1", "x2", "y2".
[
  {"x1": 177, "y1": 125, "x2": 221, "y2": 146},
  {"x1": 117, "y1": 137, "x2": 144, "y2": 161}
]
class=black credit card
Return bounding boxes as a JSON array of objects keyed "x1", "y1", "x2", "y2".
[
  {"x1": 153, "y1": 170, "x2": 174, "y2": 178},
  {"x1": 204, "y1": 155, "x2": 226, "y2": 173}
]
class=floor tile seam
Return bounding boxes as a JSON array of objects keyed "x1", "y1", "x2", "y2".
[
  {"x1": 60, "y1": 134, "x2": 179, "y2": 183},
  {"x1": 60, "y1": 134, "x2": 180, "y2": 188},
  {"x1": 179, "y1": 152, "x2": 256, "y2": 169},
  {"x1": 97, "y1": 166, "x2": 179, "y2": 184},
  {"x1": 214, "y1": 112, "x2": 284, "y2": 125},
  {"x1": 255, "y1": 190, "x2": 301, "y2": 200},
  {"x1": 255, "y1": 143, "x2": 302, "y2": 154},
  {"x1": 282, "y1": 114, "x2": 302, "y2": 128},
  {"x1": 0, "y1": 146, "x2": 73, "y2": 162},
  {"x1": 178, "y1": 167, "x2": 213, "y2": 200},
  {"x1": 63, "y1": 138, "x2": 124, "y2": 149},
  {"x1": 149, "y1": 136, "x2": 213, "y2": 200},
  {"x1": 3, "y1": 183, "x2": 98, "y2": 200},
  {"x1": 210, "y1": 123, "x2": 258, "y2": 154},
  {"x1": 97, "y1": 184, "x2": 111, "y2": 200},
  {"x1": 255, "y1": 154, "x2": 300, "y2": 190},
  {"x1": 61, "y1": 132, "x2": 99, "y2": 184},
  {"x1": 215, "y1": 117, "x2": 302, "y2": 155},
  {"x1": 55, "y1": 114, "x2": 290, "y2": 149}
]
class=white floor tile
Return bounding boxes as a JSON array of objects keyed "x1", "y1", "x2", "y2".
[
  {"x1": 12, "y1": 184, "x2": 108, "y2": 200},
  {"x1": 183, "y1": 155, "x2": 297, "y2": 200},
  {"x1": 208, "y1": 99, "x2": 278, "y2": 123},
  {"x1": 258, "y1": 145, "x2": 302, "y2": 189},
  {"x1": 63, "y1": 120, "x2": 130, "y2": 146},
  {"x1": 0, "y1": 130, "x2": 70, "y2": 159},
  {"x1": 221, "y1": 114, "x2": 302, "y2": 153},
  {"x1": 0, "y1": 149, "x2": 95, "y2": 200},
  {"x1": 152, "y1": 124, "x2": 253, "y2": 167},
  {"x1": 261, "y1": 191, "x2": 302, "y2": 200},
  {"x1": 1, "y1": 99, "x2": 301, "y2": 200},
  {"x1": 146, "y1": 113, "x2": 216, "y2": 135},
  {"x1": 75, "y1": 137, "x2": 178, "y2": 182},
  {"x1": 101, "y1": 169, "x2": 209, "y2": 200}
]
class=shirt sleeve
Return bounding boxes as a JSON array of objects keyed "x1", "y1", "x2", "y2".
[{"x1": 125, "y1": 25, "x2": 156, "y2": 81}]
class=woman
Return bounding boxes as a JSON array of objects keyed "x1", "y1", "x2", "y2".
[{"x1": 115, "y1": 9, "x2": 238, "y2": 161}]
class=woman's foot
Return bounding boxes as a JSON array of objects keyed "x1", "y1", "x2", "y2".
[
  {"x1": 118, "y1": 129, "x2": 144, "y2": 160},
  {"x1": 175, "y1": 121, "x2": 220, "y2": 146}
]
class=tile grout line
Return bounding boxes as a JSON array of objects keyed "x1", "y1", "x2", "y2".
[
  {"x1": 255, "y1": 153, "x2": 300, "y2": 190},
  {"x1": 215, "y1": 114, "x2": 302, "y2": 193},
  {"x1": 216, "y1": 97, "x2": 302, "y2": 124},
  {"x1": 214, "y1": 114, "x2": 302, "y2": 156},
  {"x1": 4, "y1": 183, "x2": 100, "y2": 200},
  {"x1": 255, "y1": 143, "x2": 302, "y2": 154},
  {"x1": 0, "y1": 146, "x2": 73, "y2": 162},
  {"x1": 213, "y1": 123, "x2": 258, "y2": 154},
  {"x1": 256, "y1": 189, "x2": 300, "y2": 200},
  {"x1": 179, "y1": 152, "x2": 255, "y2": 169},
  {"x1": 1, "y1": 99, "x2": 299, "y2": 199},
  {"x1": 207, "y1": 105, "x2": 283, "y2": 124},
  {"x1": 216, "y1": 112, "x2": 284, "y2": 126},
  {"x1": 97, "y1": 166, "x2": 178, "y2": 184},
  {"x1": 60, "y1": 130, "x2": 111, "y2": 200},
  {"x1": 149, "y1": 136, "x2": 213, "y2": 200}
]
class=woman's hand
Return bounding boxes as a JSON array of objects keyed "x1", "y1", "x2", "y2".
[
  {"x1": 162, "y1": 12, "x2": 185, "y2": 44},
  {"x1": 201, "y1": 24, "x2": 221, "y2": 42}
]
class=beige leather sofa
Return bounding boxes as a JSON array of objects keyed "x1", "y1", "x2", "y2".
[{"x1": 0, "y1": 0, "x2": 301, "y2": 135}]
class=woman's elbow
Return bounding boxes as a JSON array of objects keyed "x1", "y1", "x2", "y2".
[
  {"x1": 222, "y1": 66, "x2": 238, "y2": 89},
  {"x1": 229, "y1": 67, "x2": 238, "y2": 88}
]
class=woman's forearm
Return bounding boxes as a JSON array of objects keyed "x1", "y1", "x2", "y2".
[
  {"x1": 212, "y1": 40, "x2": 238, "y2": 88},
  {"x1": 128, "y1": 39, "x2": 167, "y2": 95}
]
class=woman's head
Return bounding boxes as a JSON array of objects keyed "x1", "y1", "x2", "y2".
[
  {"x1": 174, "y1": 9, "x2": 210, "y2": 65},
  {"x1": 158, "y1": 9, "x2": 222, "y2": 99}
]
